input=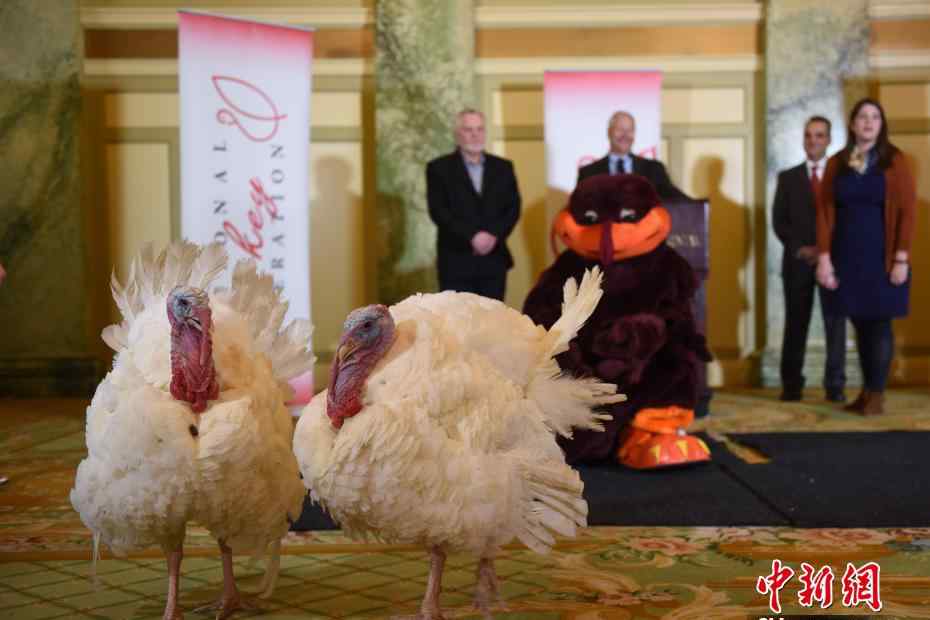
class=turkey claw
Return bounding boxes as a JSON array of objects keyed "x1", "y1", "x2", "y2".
[
  {"x1": 162, "y1": 607, "x2": 184, "y2": 620},
  {"x1": 193, "y1": 595, "x2": 260, "y2": 619}
]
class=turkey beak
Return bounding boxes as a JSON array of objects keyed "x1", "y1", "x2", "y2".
[{"x1": 335, "y1": 338, "x2": 359, "y2": 366}]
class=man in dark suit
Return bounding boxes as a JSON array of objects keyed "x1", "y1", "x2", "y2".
[
  {"x1": 773, "y1": 115, "x2": 846, "y2": 402},
  {"x1": 577, "y1": 110, "x2": 689, "y2": 201},
  {"x1": 426, "y1": 108, "x2": 521, "y2": 301}
]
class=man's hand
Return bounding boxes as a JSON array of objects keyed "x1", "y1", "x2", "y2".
[
  {"x1": 471, "y1": 231, "x2": 497, "y2": 256},
  {"x1": 796, "y1": 245, "x2": 818, "y2": 266}
]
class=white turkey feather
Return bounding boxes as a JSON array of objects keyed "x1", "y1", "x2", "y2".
[
  {"x1": 294, "y1": 268, "x2": 624, "y2": 562},
  {"x1": 72, "y1": 241, "x2": 312, "y2": 599}
]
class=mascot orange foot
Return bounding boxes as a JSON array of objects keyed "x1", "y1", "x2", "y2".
[{"x1": 616, "y1": 406, "x2": 711, "y2": 469}]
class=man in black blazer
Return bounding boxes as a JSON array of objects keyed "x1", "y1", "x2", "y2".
[
  {"x1": 577, "y1": 110, "x2": 689, "y2": 201},
  {"x1": 426, "y1": 109, "x2": 521, "y2": 301},
  {"x1": 773, "y1": 115, "x2": 846, "y2": 402}
]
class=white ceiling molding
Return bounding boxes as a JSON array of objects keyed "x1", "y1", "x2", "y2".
[
  {"x1": 870, "y1": 50, "x2": 930, "y2": 69},
  {"x1": 80, "y1": 6, "x2": 372, "y2": 30},
  {"x1": 83, "y1": 58, "x2": 372, "y2": 77},
  {"x1": 475, "y1": 3, "x2": 763, "y2": 28},
  {"x1": 476, "y1": 55, "x2": 760, "y2": 75},
  {"x1": 869, "y1": 0, "x2": 930, "y2": 20}
]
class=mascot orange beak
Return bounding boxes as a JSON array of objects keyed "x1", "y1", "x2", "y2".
[{"x1": 552, "y1": 206, "x2": 671, "y2": 264}]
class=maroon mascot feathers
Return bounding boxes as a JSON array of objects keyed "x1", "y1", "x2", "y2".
[{"x1": 523, "y1": 174, "x2": 712, "y2": 468}]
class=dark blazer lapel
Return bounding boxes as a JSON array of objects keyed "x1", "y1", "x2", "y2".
[
  {"x1": 478, "y1": 154, "x2": 494, "y2": 201},
  {"x1": 795, "y1": 163, "x2": 814, "y2": 206},
  {"x1": 588, "y1": 156, "x2": 610, "y2": 176}
]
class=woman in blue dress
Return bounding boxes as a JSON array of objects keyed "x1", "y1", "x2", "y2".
[{"x1": 815, "y1": 98, "x2": 917, "y2": 416}]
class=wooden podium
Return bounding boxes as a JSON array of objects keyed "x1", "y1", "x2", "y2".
[{"x1": 664, "y1": 198, "x2": 712, "y2": 416}]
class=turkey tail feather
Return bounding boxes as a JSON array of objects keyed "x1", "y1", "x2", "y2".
[
  {"x1": 516, "y1": 459, "x2": 590, "y2": 554},
  {"x1": 91, "y1": 532, "x2": 101, "y2": 589},
  {"x1": 101, "y1": 241, "x2": 229, "y2": 352},
  {"x1": 543, "y1": 266, "x2": 603, "y2": 359},
  {"x1": 215, "y1": 259, "x2": 315, "y2": 383},
  {"x1": 529, "y1": 267, "x2": 625, "y2": 437}
]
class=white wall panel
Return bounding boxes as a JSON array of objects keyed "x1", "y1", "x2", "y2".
[
  {"x1": 105, "y1": 142, "x2": 173, "y2": 282},
  {"x1": 682, "y1": 137, "x2": 749, "y2": 356}
]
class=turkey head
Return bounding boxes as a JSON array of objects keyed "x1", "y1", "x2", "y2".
[
  {"x1": 167, "y1": 286, "x2": 219, "y2": 413},
  {"x1": 327, "y1": 304, "x2": 396, "y2": 429},
  {"x1": 553, "y1": 174, "x2": 671, "y2": 265}
]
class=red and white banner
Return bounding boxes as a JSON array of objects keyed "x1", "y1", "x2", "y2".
[
  {"x1": 544, "y1": 71, "x2": 662, "y2": 194},
  {"x1": 179, "y1": 11, "x2": 313, "y2": 323}
]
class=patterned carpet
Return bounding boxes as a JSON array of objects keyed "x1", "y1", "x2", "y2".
[{"x1": 2, "y1": 390, "x2": 930, "y2": 619}]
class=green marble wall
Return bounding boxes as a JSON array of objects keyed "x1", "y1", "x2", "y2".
[
  {"x1": 374, "y1": 0, "x2": 475, "y2": 304},
  {"x1": 761, "y1": 0, "x2": 869, "y2": 389},
  {"x1": 0, "y1": 1, "x2": 98, "y2": 395}
]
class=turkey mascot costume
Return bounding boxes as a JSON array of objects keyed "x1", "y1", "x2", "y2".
[{"x1": 523, "y1": 173, "x2": 712, "y2": 468}]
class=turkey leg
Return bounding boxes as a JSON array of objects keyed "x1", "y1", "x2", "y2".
[
  {"x1": 163, "y1": 548, "x2": 183, "y2": 620},
  {"x1": 419, "y1": 546, "x2": 447, "y2": 620},
  {"x1": 473, "y1": 557, "x2": 506, "y2": 618}
]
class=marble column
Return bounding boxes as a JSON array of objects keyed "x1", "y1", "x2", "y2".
[
  {"x1": 0, "y1": 1, "x2": 98, "y2": 396},
  {"x1": 374, "y1": 0, "x2": 475, "y2": 304},
  {"x1": 761, "y1": 0, "x2": 869, "y2": 388}
]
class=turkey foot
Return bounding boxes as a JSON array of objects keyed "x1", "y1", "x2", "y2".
[{"x1": 194, "y1": 542, "x2": 261, "y2": 619}]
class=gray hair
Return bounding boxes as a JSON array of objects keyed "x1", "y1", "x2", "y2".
[{"x1": 455, "y1": 108, "x2": 485, "y2": 130}]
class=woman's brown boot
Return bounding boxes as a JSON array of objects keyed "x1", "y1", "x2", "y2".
[
  {"x1": 844, "y1": 390, "x2": 869, "y2": 413},
  {"x1": 861, "y1": 391, "x2": 884, "y2": 416}
]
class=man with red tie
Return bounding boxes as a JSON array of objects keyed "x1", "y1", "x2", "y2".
[{"x1": 773, "y1": 116, "x2": 847, "y2": 402}]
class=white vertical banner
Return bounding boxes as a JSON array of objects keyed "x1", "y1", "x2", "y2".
[
  {"x1": 544, "y1": 71, "x2": 663, "y2": 195},
  {"x1": 179, "y1": 11, "x2": 313, "y2": 324}
]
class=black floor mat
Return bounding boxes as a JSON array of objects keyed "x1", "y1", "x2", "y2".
[
  {"x1": 717, "y1": 432, "x2": 930, "y2": 527},
  {"x1": 291, "y1": 432, "x2": 930, "y2": 531},
  {"x1": 576, "y1": 456, "x2": 790, "y2": 526},
  {"x1": 291, "y1": 434, "x2": 788, "y2": 530}
]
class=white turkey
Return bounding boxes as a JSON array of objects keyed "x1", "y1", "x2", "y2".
[
  {"x1": 293, "y1": 267, "x2": 623, "y2": 619},
  {"x1": 70, "y1": 241, "x2": 313, "y2": 620}
]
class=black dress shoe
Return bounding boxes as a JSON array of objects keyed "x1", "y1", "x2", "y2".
[
  {"x1": 826, "y1": 390, "x2": 846, "y2": 403},
  {"x1": 779, "y1": 391, "x2": 802, "y2": 402}
]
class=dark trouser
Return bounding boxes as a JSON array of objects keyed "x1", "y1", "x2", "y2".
[
  {"x1": 439, "y1": 271, "x2": 507, "y2": 301},
  {"x1": 780, "y1": 261, "x2": 847, "y2": 393},
  {"x1": 850, "y1": 318, "x2": 894, "y2": 392}
]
